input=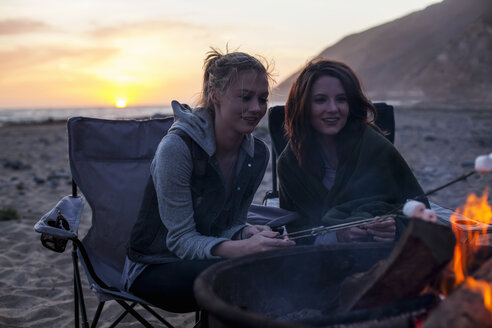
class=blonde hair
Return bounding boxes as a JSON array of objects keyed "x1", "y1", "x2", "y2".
[{"x1": 199, "y1": 47, "x2": 273, "y2": 113}]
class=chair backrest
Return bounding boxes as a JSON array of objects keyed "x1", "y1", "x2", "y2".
[
  {"x1": 68, "y1": 116, "x2": 173, "y2": 288},
  {"x1": 267, "y1": 103, "x2": 395, "y2": 195}
]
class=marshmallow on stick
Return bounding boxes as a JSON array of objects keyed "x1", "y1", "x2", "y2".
[
  {"x1": 422, "y1": 209, "x2": 437, "y2": 222},
  {"x1": 403, "y1": 200, "x2": 426, "y2": 219},
  {"x1": 475, "y1": 155, "x2": 492, "y2": 174}
]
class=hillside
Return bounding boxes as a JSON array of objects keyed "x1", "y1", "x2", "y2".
[{"x1": 273, "y1": 0, "x2": 492, "y2": 108}]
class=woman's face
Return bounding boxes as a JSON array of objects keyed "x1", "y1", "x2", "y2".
[
  {"x1": 309, "y1": 75, "x2": 349, "y2": 139},
  {"x1": 214, "y1": 69, "x2": 269, "y2": 135}
]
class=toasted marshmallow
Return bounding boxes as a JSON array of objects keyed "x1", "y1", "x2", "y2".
[
  {"x1": 403, "y1": 200, "x2": 426, "y2": 219},
  {"x1": 475, "y1": 155, "x2": 492, "y2": 174},
  {"x1": 422, "y1": 209, "x2": 437, "y2": 222}
]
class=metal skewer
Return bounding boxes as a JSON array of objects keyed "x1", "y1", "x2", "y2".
[
  {"x1": 276, "y1": 169, "x2": 479, "y2": 242},
  {"x1": 422, "y1": 170, "x2": 476, "y2": 198},
  {"x1": 373, "y1": 169, "x2": 478, "y2": 217},
  {"x1": 277, "y1": 215, "x2": 394, "y2": 241}
]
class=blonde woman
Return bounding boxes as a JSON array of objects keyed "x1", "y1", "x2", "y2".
[{"x1": 123, "y1": 49, "x2": 294, "y2": 312}]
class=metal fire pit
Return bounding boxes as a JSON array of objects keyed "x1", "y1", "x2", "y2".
[{"x1": 194, "y1": 244, "x2": 436, "y2": 328}]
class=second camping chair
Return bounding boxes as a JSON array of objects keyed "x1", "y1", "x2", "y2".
[{"x1": 35, "y1": 116, "x2": 202, "y2": 327}]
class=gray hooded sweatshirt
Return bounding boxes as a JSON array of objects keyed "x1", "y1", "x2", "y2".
[
  {"x1": 156, "y1": 101, "x2": 268, "y2": 259},
  {"x1": 122, "y1": 101, "x2": 268, "y2": 289}
]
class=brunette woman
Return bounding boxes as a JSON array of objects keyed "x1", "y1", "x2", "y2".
[{"x1": 278, "y1": 59, "x2": 428, "y2": 244}]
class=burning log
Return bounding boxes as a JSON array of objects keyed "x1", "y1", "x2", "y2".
[
  {"x1": 423, "y1": 256, "x2": 492, "y2": 328},
  {"x1": 339, "y1": 218, "x2": 456, "y2": 313},
  {"x1": 422, "y1": 188, "x2": 492, "y2": 328}
]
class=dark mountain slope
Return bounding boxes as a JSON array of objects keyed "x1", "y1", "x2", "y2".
[{"x1": 273, "y1": 0, "x2": 492, "y2": 108}]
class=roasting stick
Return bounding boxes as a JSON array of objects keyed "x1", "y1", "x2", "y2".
[
  {"x1": 275, "y1": 170, "x2": 475, "y2": 242},
  {"x1": 415, "y1": 154, "x2": 491, "y2": 199},
  {"x1": 366, "y1": 168, "x2": 479, "y2": 219},
  {"x1": 276, "y1": 215, "x2": 394, "y2": 241},
  {"x1": 420, "y1": 170, "x2": 476, "y2": 199},
  {"x1": 275, "y1": 155, "x2": 491, "y2": 241},
  {"x1": 372, "y1": 170, "x2": 477, "y2": 220}
]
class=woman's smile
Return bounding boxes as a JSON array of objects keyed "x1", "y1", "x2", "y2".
[
  {"x1": 310, "y1": 75, "x2": 349, "y2": 139},
  {"x1": 321, "y1": 117, "x2": 341, "y2": 124},
  {"x1": 242, "y1": 115, "x2": 261, "y2": 126}
]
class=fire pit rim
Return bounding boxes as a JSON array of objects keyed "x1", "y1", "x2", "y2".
[{"x1": 194, "y1": 243, "x2": 394, "y2": 328}]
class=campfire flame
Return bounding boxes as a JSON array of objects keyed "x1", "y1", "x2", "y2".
[
  {"x1": 442, "y1": 188, "x2": 492, "y2": 306},
  {"x1": 465, "y1": 277, "x2": 492, "y2": 312}
]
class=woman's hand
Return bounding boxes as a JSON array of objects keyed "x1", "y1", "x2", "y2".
[
  {"x1": 336, "y1": 217, "x2": 396, "y2": 243},
  {"x1": 241, "y1": 224, "x2": 272, "y2": 239},
  {"x1": 244, "y1": 230, "x2": 295, "y2": 251},
  {"x1": 363, "y1": 216, "x2": 396, "y2": 242},
  {"x1": 336, "y1": 227, "x2": 370, "y2": 242},
  {"x1": 212, "y1": 230, "x2": 295, "y2": 258}
]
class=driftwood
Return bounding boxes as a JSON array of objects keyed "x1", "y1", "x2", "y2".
[
  {"x1": 423, "y1": 254, "x2": 492, "y2": 328},
  {"x1": 339, "y1": 218, "x2": 456, "y2": 313}
]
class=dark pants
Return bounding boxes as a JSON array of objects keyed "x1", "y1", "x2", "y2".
[{"x1": 130, "y1": 259, "x2": 221, "y2": 313}]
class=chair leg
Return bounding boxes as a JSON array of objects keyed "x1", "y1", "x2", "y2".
[
  {"x1": 116, "y1": 300, "x2": 153, "y2": 328},
  {"x1": 108, "y1": 302, "x2": 136, "y2": 328},
  {"x1": 140, "y1": 303, "x2": 175, "y2": 328},
  {"x1": 90, "y1": 302, "x2": 105, "y2": 328},
  {"x1": 74, "y1": 266, "x2": 79, "y2": 328},
  {"x1": 193, "y1": 310, "x2": 208, "y2": 328},
  {"x1": 72, "y1": 245, "x2": 89, "y2": 328}
]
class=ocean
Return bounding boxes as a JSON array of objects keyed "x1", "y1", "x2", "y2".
[
  {"x1": 0, "y1": 102, "x2": 286, "y2": 126},
  {"x1": 0, "y1": 105, "x2": 173, "y2": 126}
]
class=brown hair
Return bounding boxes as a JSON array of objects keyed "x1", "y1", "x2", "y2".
[
  {"x1": 284, "y1": 58, "x2": 381, "y2": 169},
  {"x1": 199, "y1": 47, "x2": 273, "y2": 114}
]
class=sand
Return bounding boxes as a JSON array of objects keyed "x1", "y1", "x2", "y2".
[{"x1": 0, "y1": 107, "x2": 491, "y2": 327}]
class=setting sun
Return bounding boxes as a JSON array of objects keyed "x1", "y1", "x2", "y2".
[{"x1": 115, "y1": 99, "x2": 127, "y2": 108}]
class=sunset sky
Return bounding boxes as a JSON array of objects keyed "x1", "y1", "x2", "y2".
[{"x1": 0, "y1": 0, "x2": 442, "y2": 109}]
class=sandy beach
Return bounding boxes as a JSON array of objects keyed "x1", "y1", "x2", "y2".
[{"x1": 0, "y1": 107, "x2": 491, "y2": 327}]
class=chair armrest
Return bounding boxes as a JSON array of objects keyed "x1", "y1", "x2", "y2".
[
  {"x1": 34, "y1": 195, "x2": 84, "y2": 240},
  {"x1": 247, "y1": 203, "x2": 301, "y2": 228}
]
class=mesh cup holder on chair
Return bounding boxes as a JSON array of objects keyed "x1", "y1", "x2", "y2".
[{"x1": 40, "y1": 211, "x2": 71, "y2": 253}]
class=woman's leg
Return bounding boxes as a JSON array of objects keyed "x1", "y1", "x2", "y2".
[{"x1": 130, "y1": 259, "x2": 221, "y2": 313}]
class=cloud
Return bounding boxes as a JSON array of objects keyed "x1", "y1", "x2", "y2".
[
  {"x1": 0, "y1": 45, "x2": 119, "y2": 74},
  {"x1": 0, "y1": 18, "x2": 53, "y2": 35},
  {"x1": 87, "y1": 19, "x2": 207, "y2": 39}
]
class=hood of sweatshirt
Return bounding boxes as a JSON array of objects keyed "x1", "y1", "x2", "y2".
[
  {"x1": 168, "y1": 100, "x2": 216, "y2": 156},
  {"x1": 168, "y1": 100, "x2": 255, "y2": 157}
]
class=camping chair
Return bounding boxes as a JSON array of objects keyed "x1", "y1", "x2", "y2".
[
  {"x1": 264, "y1": 102, "x2": 395, "y2": 204},
  {"x1": 34, "y1": 116, "x2": 199, "y2": 328}
]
